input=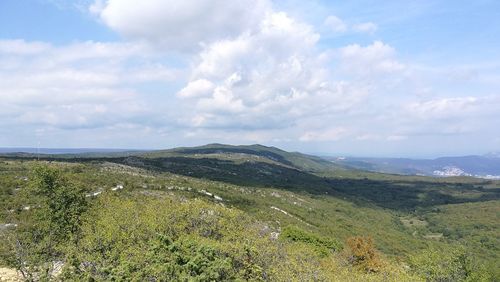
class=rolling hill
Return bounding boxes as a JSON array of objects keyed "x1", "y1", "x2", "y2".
[{"x1": 1, "y1": 144, "x2": 499, "y2": 280}]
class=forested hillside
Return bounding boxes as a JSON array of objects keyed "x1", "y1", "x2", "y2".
[{"x1": 0, "y1": 145, "x2": 498, "y2": 281}]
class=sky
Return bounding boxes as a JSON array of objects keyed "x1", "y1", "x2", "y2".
[{"x1": 0, "y1": 0, "x2": 499, "y2": 157}]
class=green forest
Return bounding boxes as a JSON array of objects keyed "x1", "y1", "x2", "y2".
[{"x1": 0, "y1": 145, "x2": 498, "y2": 281}]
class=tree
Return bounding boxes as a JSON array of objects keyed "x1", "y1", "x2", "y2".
[
  {"x1": 8, "y1": 165, "x2": 88, "y2": 280},
  {"x1": 29, "y1": 166, "x2": 88, "y2": 243},
  {"x1": 346, "y1": 236, "x2": 384, "y2": 273},
  {"x1": 409, "y1": 246, "x2": 492, "y2": 281}
]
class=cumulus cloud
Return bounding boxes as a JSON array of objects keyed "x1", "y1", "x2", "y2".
[
  {"x1": 170, "y1": 10, "x2": 415, "y2": 143},
  {"x1": 177, "y1": 79, "x2": 215, "y2": 98},
  {"x1": 339, "y1": 41, "x2": 405, "y2": 76},
  {"x1": 91, "y1": 0, "x2": 271, "y2": 51},
  {"x1": 176, "y1": 11, "x2": 332, "y2": 130},
  {"x1": 324, "y1": 16, "x2": 347, "y2": 33},
  {"x1": 170, "y1": 12, "x2": 408, "y2": 144},
  {"x1": 86, "y1": 2, "x2": 412, "y2": 144},
  {"x1": 352, "y1": 22, "x2": 378, "y2": 34},
  {"x1": 323, "y1": 15, "x2": 377, "y2": 34},
  {"x1": 0, "y1": 39, "x2": 177, "y2": 131}
]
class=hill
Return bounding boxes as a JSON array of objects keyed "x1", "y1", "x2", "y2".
[
  {"x1": 0, "y1": 144, "x2": 499, "y2": 280},
  {"x1": 136, "y1": 143, "x2": 348, "y2": 172},
  {"x1": 329, "y1": 154, "x2": 500, "y2": 179}
]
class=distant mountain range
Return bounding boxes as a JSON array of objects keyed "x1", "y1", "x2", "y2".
[{"x1": 328, "y1": 154, "x2": 500, "y2": 179}]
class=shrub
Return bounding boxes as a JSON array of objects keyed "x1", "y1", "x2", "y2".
[
  {"x1": 409, "y1": 246, "x2": 492, "y2": 281},
  {"x1": 281, "y1": 225, "x2": 342, "y2": 256},
  {"x1": 346, "y1": 236, "x2": 384, "y2": 273},
  {"x1": 4, "y1": 166, "x2": 88, "y2": 280}
]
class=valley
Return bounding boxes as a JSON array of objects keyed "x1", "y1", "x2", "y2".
[{"x1": 0, "y1": 144, "x2": 498, "y2": 280}]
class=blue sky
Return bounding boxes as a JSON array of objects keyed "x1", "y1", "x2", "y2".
[{"x1": 0, "y1": 0, "x2": 499, "y2": 157}]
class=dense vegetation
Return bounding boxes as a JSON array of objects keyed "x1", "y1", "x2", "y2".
[{"x1": 0, "y1": 144, "x2": 498, "y2": 281}]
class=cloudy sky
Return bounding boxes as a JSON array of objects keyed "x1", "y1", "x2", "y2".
[{"x1": 1, "y1": 0, "x2": 499, "y2": 157}]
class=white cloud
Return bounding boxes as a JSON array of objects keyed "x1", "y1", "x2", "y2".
[
  {"x1": 171, "y1": 13, "x2": 414, "y2": 145},
  {"x1": 352, "y1": 22, "x2": 378, "y2": 34},
  {"x1": 378, "y1": 95, "x2": 500, "y2": 140},
  {"x1": 91, "y1": 0, "x2": 271, "y2": 51},
  {"x1": 339, "y1": 41, "x2": 405, "y2": 75},
  {"x1": 300, "y1": 127, "x2": 348, "y2": 142},
  {"x1": 0, "y1": 39, "x2": 50, "y2": 55},
  {"x1": 323, "y1": 16, "x2": 377, "y2": 35},
  {"x1": 0, "y1": 40, "x2": 177, "y2": 131},
  {"x1": 405, "y1": 97, "x2": 480, "y2": 120},
  {"x1": 124, "y1": 64, "x2": 179, "y2": 83},
  {"x1": 324, "y1": 16, "x2": 347, "y2": 33},
  {"x1": 2, "y1": 3, "x2": 499, "y2": 153},
  {"x1": 177, "y1": 79, "x2": 215, "y2": 98},
  {"x1": 176, "y1": 11, "x2": 334, "y2": 130},
  {"x1": 51, "y1": 41, "x2": 151, "y2": 63}
]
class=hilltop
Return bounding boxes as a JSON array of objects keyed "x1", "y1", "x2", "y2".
[{"x1": 0, "y1": 144, "x2": 499, "y2": 280}]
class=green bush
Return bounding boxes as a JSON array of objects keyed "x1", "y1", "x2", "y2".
[
  {"x1": 3, "y1": 165, "x2": 88, "y2": 280},
  {"x1": 409, "y1": 246, "x2": 492, "y2": 281},
  {"x1": 281, "y1": 225, "x2": 342, "y2": 256},
  {"x1": 63, "y1": 195, "x2": 271, "y2": 281}
]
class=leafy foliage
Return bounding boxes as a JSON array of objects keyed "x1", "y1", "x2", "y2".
[
  {"x1": 1, "y1": 165, "x2": 88, "y2": 280},
  {"x1": 28, "y1": 166, "x2": 88, "y2": 241},
  {"x1": 409, "y1": 246, "x2": 492, "y2": 281},
  {"x1": 346, "y1": 236, "x2": 384, "y2": 273},
  {"x1": 281, "y1": 225, "x2": 342, "y2": 255}
]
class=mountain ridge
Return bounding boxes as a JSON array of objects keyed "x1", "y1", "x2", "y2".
[
  {"x1": 329, "y1": 154, "x2": 500, "y2": 179},
  {"x1": 2, "y1": 144, "x2": 499, "y2": 179}
]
